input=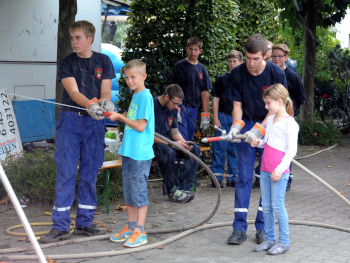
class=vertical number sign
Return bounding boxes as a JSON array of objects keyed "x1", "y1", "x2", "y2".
[{"x1": 0, "y1": 90, "x2": 23, "y2": 161}]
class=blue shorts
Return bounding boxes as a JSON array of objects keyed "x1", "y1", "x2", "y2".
[{"x1": 122, "y1": 156, "x2": 152, "y2": 207}]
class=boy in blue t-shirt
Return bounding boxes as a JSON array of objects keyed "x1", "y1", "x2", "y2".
[
  {"x1": 211, "y1": 50, "x2": 243, "y2": 188},
  {"x1": 41, "y1": 20, "x2": 115, "y2": 244},
  {"x1": 107, "y1": 59, "x2": 154, "y2": 248},
  {"x1": 167, "y1": 36, "x2": 212, "y2": 141}
]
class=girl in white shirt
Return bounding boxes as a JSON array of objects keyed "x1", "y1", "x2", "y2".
[{"x1": 251, "y1": 83, "x2": 299, "y2": 255}]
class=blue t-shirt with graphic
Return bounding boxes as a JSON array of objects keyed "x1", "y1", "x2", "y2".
[
  {"x1": 58, "y1": 52, "x2": 115, "y2": 109},
  {"x1": 167, "y1": 59, "x2": 212, "y2": 107},
  {"x1": 228, "y1": 61, "x2": 287, "y2": 122},
  {"x1": 118, "y1": 89, "x2": 155, "y2": 161},
  {"x1": 153, "y1": 97, "x2": 178, "y2": 138}
]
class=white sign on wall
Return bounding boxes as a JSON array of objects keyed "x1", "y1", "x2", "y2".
[{"x1": 0, "y1": 89, "x2": 23, "y2": 161}]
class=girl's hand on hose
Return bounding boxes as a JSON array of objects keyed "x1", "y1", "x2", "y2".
[
  {"x1": 271, "y1": 170, "x2": 282, "y2": 181},
  {"x1": 250, "y1": 138, "x2": 260, "y2": 147}
]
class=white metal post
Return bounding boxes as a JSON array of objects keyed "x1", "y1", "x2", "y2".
[{"x1": 0, "y1": 164, "x2": 47, "y2": 263}]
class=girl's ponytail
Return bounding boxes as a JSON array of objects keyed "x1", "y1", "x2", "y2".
[
  {"x1": 285, "y1": 97, "x2": 294, "y2": 117},
  {"x1": 263, "y1": 84, "x2": 294, "y2": 116}
]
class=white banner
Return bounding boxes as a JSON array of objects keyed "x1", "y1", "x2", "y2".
[{"x1": 0, "y1": 89, "x2": 23, "y2": 161}]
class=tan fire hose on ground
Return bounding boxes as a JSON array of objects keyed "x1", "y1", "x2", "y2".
[
  {"x1": 1, "y1": 132, "x2": 350, "y2": 261},
  {"x1": 5, "y1": 212, "x2": 75, "y2": 240}
]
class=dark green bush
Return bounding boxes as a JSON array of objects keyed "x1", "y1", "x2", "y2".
[
  {"x1": 0, "y1": 148, "x2": 57, "y2": 203},
  {"x1": 297, "y1": 120, "x2": 342, "y2": 146},
  {"x1": 0, "y1": 148, "x2": 124, "y2": 204}
]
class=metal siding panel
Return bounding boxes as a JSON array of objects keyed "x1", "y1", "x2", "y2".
[
  {"x1": 14, "y1": 86, "x2": 45, "y2": 139},
  {"x1": 0, "y1": 0, "x2": 59, "y2": 62}
]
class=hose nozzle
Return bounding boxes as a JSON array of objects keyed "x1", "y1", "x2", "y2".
[{"x1": 96, "y1": 110, "x2": 111, "y2": 117}]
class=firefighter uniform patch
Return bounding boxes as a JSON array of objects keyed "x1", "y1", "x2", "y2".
[
  {"x1": 168, "y1": 117, "x2": 173, "y2": 126},
  {"x1": 262, "y1": 86, "x2": 269, "y2": 93},
  {"x1": 198, "y1": 72, "x2": 203, "y2": 80},
  {"x1": 95, "y1": 68, "x2": 103, "y2": 79}
]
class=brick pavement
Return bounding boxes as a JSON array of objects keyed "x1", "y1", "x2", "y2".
[{"x1": 1, "y1": 135, "x2": 350, "y2": 262}]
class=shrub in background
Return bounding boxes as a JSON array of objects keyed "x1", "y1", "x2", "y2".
[
  {"x1": 0, "y1": 148, "x2": 57, "y2": 203},
  {"x1": 0, "y1": 148, "x2": 124, "y2": 204},
  {"x1": 117, "y1": 0, "x2": 240, "y2": 122},
  {"x1": 100, "y1": 151, "x2": 123, "y2": 201},
  {"x1": 298, "y1": 120, "x2": 342, "y2": 146}
]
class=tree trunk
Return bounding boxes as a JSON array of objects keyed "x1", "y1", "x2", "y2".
[
  {"x1": 55, "y1": 0, "x2": 77, "y2": 124},
  {"x1": 300, "y1": 0, "x2": 319, "y2": 122}
]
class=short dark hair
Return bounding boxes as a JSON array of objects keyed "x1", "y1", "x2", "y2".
[
  {"x1": 187, "y1": 36, "x2": 203, "y2": 49},
  {"x1": 244, "y1": 34, "x2": 268, "y2": 55},
  {"x1": 164, "y1": 84, "x2": 184, "y2": 100}
]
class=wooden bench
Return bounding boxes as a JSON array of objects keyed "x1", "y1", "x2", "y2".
[
  {"x1": 97, "y1": 147, "x2": 211, "y2": 214},
  {"x1": 97, "y1": 159, "x2": 123, "y2": 214},
  {"x1": 200, "y1": 147, "x2": 210, "y2": 152}
]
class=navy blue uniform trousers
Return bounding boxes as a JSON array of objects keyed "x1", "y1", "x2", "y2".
[
  {"x1": 52, "y1": 111, "x2": 106, "y2": 231},
  {"x1": 178, "y1": 105, "x2": 198, "y2": 141},
  {"x1": 232, "y1": 119, "x2": 264, "y2": 232},
  {"x1": 153, "y1": 143, "x2": 200, "y2": 195}
]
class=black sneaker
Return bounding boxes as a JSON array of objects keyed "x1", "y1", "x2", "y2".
[
  {"x1": 40, "y1": 228, "x2": 70, "y2": 243},
  {"x1": 183, "y1": 191, "x2": 195, "y2": 202},
  {"x1": 252, "y1": 180, "x2": 260, "y2": 189},
  {"x1": 211, "y1": 180, "x2": 224, "y2": 188},
  {"x1": 226, "y1": 180, "x2": 236, "y2": 188},
  {"x1": 255, "y1": 230, "x2": 265, "y2": 244},
  {"x1": 168, "y1": 190, "x2": 191, "y2": 203},
  {"x1": 73, "y1": 224, "x2": 105, "y2": 236},
  {"x1": 227, "y1": 229, "x2": 246, "y2": 245},
  {"x1": 286, "y1": 183, "x2": 291, "y2": 191}
]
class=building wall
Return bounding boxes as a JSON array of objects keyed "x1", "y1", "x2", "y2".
[
  {"x1": 76, "y1": 0, "x2": 102, "y2": 52},
  {"x1": 335, "y1": 8, "x2": 350, "y2": 49}
]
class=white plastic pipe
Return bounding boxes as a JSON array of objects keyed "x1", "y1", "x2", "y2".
[{"x1": 0, "y1": 164, "x2": 47, "y2": 263}]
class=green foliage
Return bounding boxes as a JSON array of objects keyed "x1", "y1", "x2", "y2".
[
  {"x1": 0, "y1": 148, "x2": 124, "y2": 204},
  {"x1": 276, "y1": 26, "x2": 340, "y2": 85},
  {"x1": 236, "y1": 0, "x2": 280, "y2": 50},
  {"x1": 0, "y1": 148, "x2": 57, "y2": 203},
  {"x1": 278, "y1": 0, "x2": 349, "y2": 29},
  {"x1": 113, "y1": 22, "x2": 130, "y2": 45},
  {"x1": 297, "y1": 120, "x2": 342, "y2": 146},
  {"x1": 102, "y1": 22, "x2": 130, "y2": 46},
  {"x1": 100, "y1": 151, "x2": 124, "y2": 201},
  {"x1": 277, "y1": 0, "x2": 350, "y2": 122},
  {"x1": 328, "y1": 44, "x2": 350, "y2": 86},
  {"x1": 117, "y1": 0, "x2": 240, "y2": 125},
  {"x1": 117, "y1": 0, "x2": 286, "y2": 136}
]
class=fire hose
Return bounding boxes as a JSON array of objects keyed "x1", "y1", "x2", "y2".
[
  {"x1": 1, "y1": 118, "x2": 350, "y2": 261},
  {"x1": 2, "y1": 133, "x2": 350, "y2": 261}
]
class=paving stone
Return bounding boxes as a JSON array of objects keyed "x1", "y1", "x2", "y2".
[{"x1": 1, "y1": 135, "x2": 350, "y2": 262}]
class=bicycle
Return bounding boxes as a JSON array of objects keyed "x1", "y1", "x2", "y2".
[{"x1": 314, "y1": 79, "x2": 349, "y2": 129}]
